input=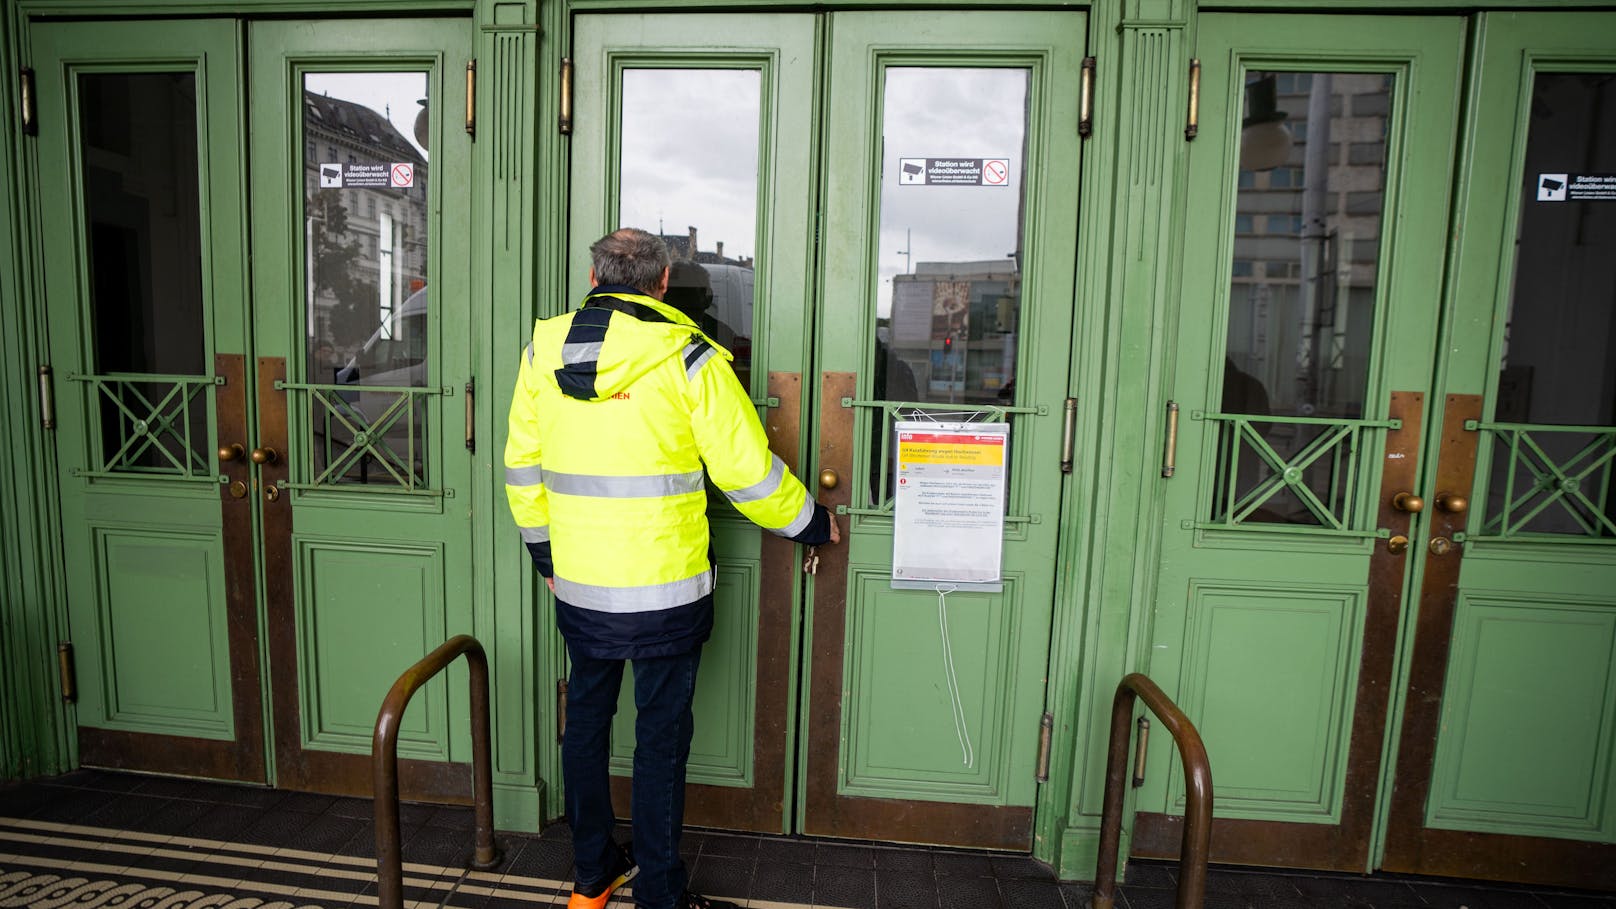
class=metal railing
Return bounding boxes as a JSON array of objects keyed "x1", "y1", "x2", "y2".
[
  {"x1": 373, "y1": 635, "x2": 502, "y2": 909},
  {"x1": 1092, "y1": 673, "x2": 1213, "y2": 909},
  {"x1": 1192, "y1": 411, "x2": 1399, "y2": 536}
]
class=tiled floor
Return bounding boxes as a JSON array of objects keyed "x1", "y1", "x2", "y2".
[{"x1": 0, "y1": 770, "x2": 1612, "y2": 909}]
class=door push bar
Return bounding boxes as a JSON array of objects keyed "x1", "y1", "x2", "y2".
[
  {"x1": 1091, "y1": 673, "x2": 1213, "y2": 909},
  {"x1": 374, "y1": 635, "x2": 502, "y2": 909}
]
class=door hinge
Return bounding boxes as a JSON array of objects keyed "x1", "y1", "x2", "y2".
[
  {"x1": 1035, "y1": 712, "x2": 1054, "y2": 782},
  {"x1": 57, "y1": 642, "x2": 76, "y2": 702},
  {"x1": 1185, "y1": 58, "x2": 1201, "y2": 140},
  {"x1": 1161, "y1": 400, "x2": 1180, "y2": 478},
  {"x1": 38, "y1": 365, "x2": 55, "y2": 430},
  {"x1": 1079, "y1": 56, "x2": 1095, "y2": 138},
  {"x1": 558, "y1": 58, "x2": 573, "y2": 135},
  {"x1": 1132, "y1": 716, "x2": 1150, "y2": 787},
  {"x1": 464, "y1": 378, "x2": 475, "y2": 452},
  {"x1": 1060, "y1": 396, "x2": 1077, "y2": 473},
  {"x1": 556, "y1": 678, "x2": 568, "y2": 743},
  {"x1": 465, "y1": 60, "x2": 477, "y2": 138},
  {"x1": 20, "y1": 68, "x2": 36, "y2": 136}
]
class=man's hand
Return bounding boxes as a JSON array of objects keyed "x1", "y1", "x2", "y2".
[
  {"x1": 828, "y1": 514, "x2": 841, "y2": 545},
  {"x1": 546, "y1": 577, "x2": 556, "y2": 593}
]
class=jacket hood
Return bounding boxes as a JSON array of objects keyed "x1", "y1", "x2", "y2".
[{"x1": 542, "y1": 285, "x2": 731, "y2": 402}]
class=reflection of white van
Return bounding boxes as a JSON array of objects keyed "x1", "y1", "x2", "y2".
[
  {"x1": 336, "y1": 287, "x2": 428, "y2": 389},
  {"x1": 703, "y1": 263, "x2": 753, "y2": 345}
]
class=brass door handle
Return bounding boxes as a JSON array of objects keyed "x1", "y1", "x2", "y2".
[
  {"x1": 819, "y1": 468, "x2": 839, "y2": 490},
  {"x1": 250, "y1": 447, "x2": 278, "y2": 465},
  {"x1": 1435, "y1": 492, "x2": 1468, "y2": 514},
  {"x1": 1392, "y1": 492, "x2": 1424, "y2": 513},
  {"x1": 218, "y1": 443, "x2": 245, "y2": 463}
]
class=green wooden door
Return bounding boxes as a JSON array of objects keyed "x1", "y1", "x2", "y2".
[
  {"x1": 1141, "y1": 14, "x2": 1465, "y2": 871},
  {"x1": 569, "y1": 12, "x2": 819, "y2": 834},
  {"x1": 568, "y1": 11, "x2": 1083, "y2": 848},
  {"x1": 1381, "y1": 12, "x2": 1616, "y2": 889},
  {"x1": 33, "y1": 15, "x2": 476, "y2": 797},
  {"x1": 806, "y1": 11, "x2": 1082, "y2": 850},
  {"x1": 32, "y1": 19, "x2": 268, "y2": 782},
  {"x1": 248, "y1": 19, "x2": 477, "y2": 799}
]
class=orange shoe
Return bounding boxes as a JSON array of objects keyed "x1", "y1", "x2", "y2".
[{"x1": 566, "y1": 842, "x2": 637, "y2": 909}]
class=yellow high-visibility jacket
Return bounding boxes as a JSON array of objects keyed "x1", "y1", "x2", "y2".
[{"x1": 505, "y1": 285, "x2": 828, "y2": 657}]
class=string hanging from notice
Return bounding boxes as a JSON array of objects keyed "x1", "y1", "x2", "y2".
[{"x1": 936, "y1": 584, "x2": 974, "y2": 768}]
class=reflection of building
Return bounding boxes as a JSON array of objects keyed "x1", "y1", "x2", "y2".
[
  {"x1": 656, "y1": 224, "x2": 753, "y2": 269},
  {"x1": 302, "y1": 91, "x2": 428, "y2": 353},
  {"x1": 889, "y1": 260, "x2": 1020, "y2": 404},
  {"x1": 1227, "y1": 73, "x2": 1390, "y2": 418}
]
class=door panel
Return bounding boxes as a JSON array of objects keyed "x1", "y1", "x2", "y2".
[
  {"x1": 33, "y1": 20, "x2": 266, "y2": 782},
  {"x1": 1140, "y1": 15, "x2": 1463, "y2": 870},
  {"x1": 807, "y1": 11, "x2": 1083, "y2": 849},
  {"x1": 569, "y1": 12, "x2": 818, "y2": 833},
  {"x1": 248, "y1": 19, "x2": 476, "y2": 799},
  {"x1": 1382, "y1": 13, "x2": 1616, "y2": 888}
]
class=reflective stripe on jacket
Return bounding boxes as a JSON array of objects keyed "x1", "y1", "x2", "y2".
[{"x1": 505, "y1": 285, "x2": 819, "y2": 656}]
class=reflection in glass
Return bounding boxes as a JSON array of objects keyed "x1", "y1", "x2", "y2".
[
  {"x1": 79, "y1": 72, "x2": 210, "y2": 474},
  {"x1": 618, "y1": 69, "x2": 760, "y2": 391},
  {"x1": 303, "y1": 72, "x2": 430, "y2": 487},
  {"x1": 1212, "y1": 72, "x2": 1393, "y2": 526},
  {"x1": 867, "y1": 68, "x2": 1030, "y2": 509},
  {"x1": 1481, "y1": 72, "x2": 1616, "y2": 537},
  {"x1": 874, "y1": 68, "x2": 1030, "y2": 409}
]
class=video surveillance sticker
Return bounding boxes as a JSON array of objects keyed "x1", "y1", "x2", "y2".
[
  {"x1": 1538, "y1": 173, "x2": 1616, "y2": 202},
  {"x1": 898, "y1": 157, "x2": 1011, "y2": 186},
  {"x1": 319, "y1": 163, "x2": 417, "y2": 189}
]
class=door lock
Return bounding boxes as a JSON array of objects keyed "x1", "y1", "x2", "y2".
[
  {"x1": 265, "y1": 484, "x2": 282, "y2": 503},
  {"x1": 1429, "y1": 536, "x2": 1454, "y2": 556},
  {"x1": 229, "y1": 481, "x2": 248, "y2": 499},
  {"x1": 1386, "y1": 535, "x2": 1409, "y2": 554}
]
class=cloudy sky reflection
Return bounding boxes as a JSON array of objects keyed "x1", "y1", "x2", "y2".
[
  {"x1": 619, "y1": 69, "x2": 761, "y2": 261},
  {"x1": 877, "y1": 68, "x2": 1029, "y2": 317}
]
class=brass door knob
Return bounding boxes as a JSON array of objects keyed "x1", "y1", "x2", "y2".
[
  {"x1": 1435, "y1": 492, "x2": 1468, "y2": 514},
  {"x1": 1429, "y1": 537, "x2": 1453, "y2": 556},
  {"x1": 819, "y1": 468, "x2": 839, "y2": 490},
  {"x1": 1392, "y1": 492, "x2": 1424, "y2": 513},
  {"x1": 218, "y1": 443, "x2": 244, "y2": 463},
  {"x1": 1386, "y1": 535, "x2": 1409, "y2": 554},
  {"x1": 250, "y1": 447, "x2": 279, "y2": 465}
]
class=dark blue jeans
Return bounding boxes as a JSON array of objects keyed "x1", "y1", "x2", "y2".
[{"x1": 563, "y1": 644, "x2": 701, "y2": 909}]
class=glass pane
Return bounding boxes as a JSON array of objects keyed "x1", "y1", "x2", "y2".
[
  {"x1": 303, "y1": 72, "x2": 430, "y2": 487},
  {"x1": 1213, "y1": 72, "x2": 1393, "y2": 526},
  {"x1": 618, "y1": 69, "x2": 760, "y2": 392},
  {"x1": 874, "y1": 68, "x2": 1030, "y2": 409},
  {"x1": 1481, "y1": 72, "x2": 1616, "y2": 537},
  {"x1": 865, "y1": 68, "x2": 1030, "y2": 510},
  {"x1": 79, "y1": 72, "x2": 210, "y2": 475}
]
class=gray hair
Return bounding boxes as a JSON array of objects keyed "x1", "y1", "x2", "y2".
[{"x1": 590, "y1": 228, "x2": 670, "y2": 295}]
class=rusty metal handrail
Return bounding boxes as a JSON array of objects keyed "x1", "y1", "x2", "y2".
[
  {"x1": 374, "y1": 634, "x2": 502, "y2": 908},
  {"x1": 1092, "y1": 673, "x2": 1213, "y2": 909}
]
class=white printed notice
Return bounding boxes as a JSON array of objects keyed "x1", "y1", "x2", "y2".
[{"x1": 891, "y1": 421, "x2": 1008, "y2": 591}]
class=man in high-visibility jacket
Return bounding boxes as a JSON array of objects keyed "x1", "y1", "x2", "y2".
[{"x1": 506, "y1": 228, "x2": 838, "y2": 909}]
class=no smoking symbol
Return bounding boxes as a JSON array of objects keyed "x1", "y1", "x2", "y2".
[
  {"x1": 390, "y1": 163, "x2": 415, "y2": 188},
  {"x1": 983, "y1": 159, "x2": 1009, "y2": 186}
]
